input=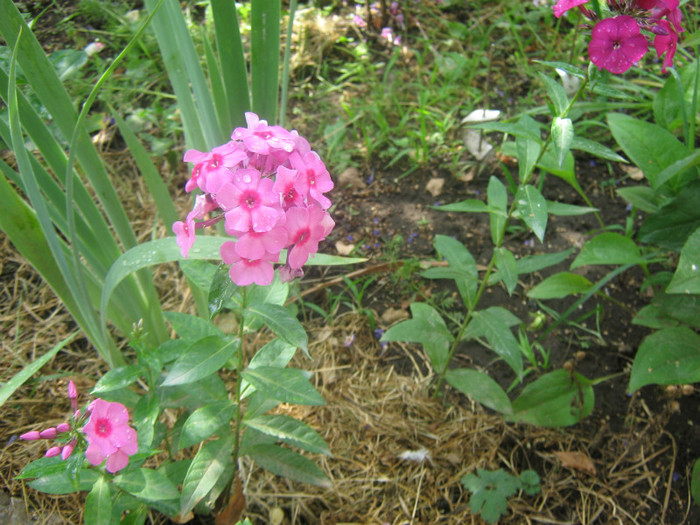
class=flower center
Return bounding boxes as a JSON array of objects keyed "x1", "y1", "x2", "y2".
[
  {"x1": 244, "y1": 193, "x2": 257, "y2": 209},
  {"x1": 255, "y1": 130, "x2": 271, "y2": 140},
  {"x1": 208, "y1": 155, "x2": 220, "y2": 169},
  {"x1": 295, "y1": 228, "x2": 309, "y2": 244},
  {"x1": 612, "y1": 39, "x2": 621, "y2": 50},
  {"x1": 96, "y1": 418, "x2": 111, "y2": 437}
]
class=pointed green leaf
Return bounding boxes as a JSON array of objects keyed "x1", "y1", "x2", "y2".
[
  {"x1": 545, "y1": 201, "x2": 597, "y2": 216},
  {"x1": 241, "y1": 367, "x2": 325, "y2": 406},
  {"x1": 539, "y1": 72, "x2": 569, "y2": 116},
  {"x1": 570, "y1": 136, "x2": 626, "y2": 162},
  {"x1": 113, "y1": 469, "x2": 180, "y2": 502},
  {"x1": 85, "y1": 476, "x2": 111, "y2": 525},
  {"x1": 666, "y1": 227, "x2": 700, "y2": 294},
  {"x1": 162, "y1": 336, "x2": 237, "y2": 387},
  {"x1": 494, "y1": 247, "x2": 518, "y2": 295},
  {"x1": 246, "y1": 444, "x2": 331, "y2": 488},
  {"x1": 527, "y1": 272, "x2": 593, "y2": 299},
  {"x1": 638, "y1": 182, "x2": 700, "y2": 250},
  {"x1": 92, "y1": 365, "x2": 145, "y2": 395},
  {"x1": 179, "y1": 400, "x2": 236, "y2": 450},
  {"x1": 446, "y1": 368, "x2": 512, "y2": 415},
  {"x1": 163, "y1": 311, "x2": 225, "y2": 343},
  {"x1": 471, "y1": 309, "x2": 523, "y2": 378},
  {"x1": 180, "y1": 435, "x2": 233, "y2": 518},
  {"x1": 629, "y1": 327, "x2": 700, "y2": 391},
  {"x1": 208, "y1": 263, "x2": 238, "y2": 319},
  {"x1": 511, "y1": 369, "x2": 593, "y2": 427},
  {"x1": 433, "y1": 199, "x2": 489, "y2": 213},
  {"x1": 571, "y1": 232, "x2": 646, "y2": 268},
  {"x1": 515, "y1": 185, "x2": 548, "y2": 242},
  {"x1": 551, "y1": 117, "x2": 573, "y2": 167},
  {"x1": 244, "y1": 414, "x2": 330, "y2": 456},
  {"x1": 487, "y1": 176, "x2": 508, "y2": 246},
  {"x1": 246, "y1": 303, "x2": 308, "y2": 357}
]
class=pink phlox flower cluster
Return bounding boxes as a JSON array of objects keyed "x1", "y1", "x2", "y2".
[
  {"x1": 83, "y1": 399, "x2": 138, "y2": 473},
  {"x1": 552, "y1": 0, "x2": 684, "y2": 74},
  {"x1": 20, "y1": 381, "x2": 138, "y2": 473},
  {"x1": 174, "y1": 112, "x2": 335, "y2": 286}
]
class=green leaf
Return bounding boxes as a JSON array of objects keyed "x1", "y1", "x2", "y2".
[
  {"x1": 250, "y1": 1, "x2": 281, "y2": 121},
  {"x1": 462, "y1": 469, "x2": 520, "y2": 524},
  {"x1": 633, "y1": 293, "x2": 700, "y2": 329},
  {"x1": 246, "y1": 303, "x2": 308, "y2": 358},
  {"x1": 515, "y1": 185, "x2": 548, "y2": 242},
  {"x1": 607, "y1": 113, "x2": 691, "y2": 188},
  {"x1": 515, "y1": 249, "x2": 574, "y2": 275},
  {"x1": 471, "y1": 309, "x2": 523, "y2": 378},
  {"x1": 179, "y1": 400, "x2": 236, "y2": 450},
  {"x1": 570, "y1": 136, "x2": 626, "y2": 163},
  {"x1": 517, "y1": 137, "x2": 542, "y2": 184},
  {"x1": 628, "y1": 327, "x2": 700, "y2": 391},
  {"x1": 511, "y1": 369, "x2": 594, "y2": 427},
  {"x1": 551, "y1": 117, "x2": 573, "y2": 167},
  {"x1": 692, "y1": 459, "x2": 700, "y2": 504},
  {"x1": 245, "y1": 444, "x2": 331, "y2": 488},
  {"x1": 494, "y1": 247, "x2": 518, "y2": 295},
  {"x1": 28, "y1": 469, "x2": 98, "y2": 494},
  {"x1": 249, "y1": 338, "x2": 298, "y2": 369},
  {"x1": 654, "y1": 149, "x2": 700, "y2": 189},
  {"x1": 158, "y1": 374, "x2": 228, "y2": 412},
  {"x1": 616, "y1": 186, "x2": 663, "y2": 214},
  {"x1": 162, "y1": 336, "x2": 237, "y2": 387},
  {"x1": 519, "y1": 470, "x2": 541, "y2": 495},
  {"x1": 487, "y1": 176, "x2": 508, "y2": 246},
  {"x1": 164, "y1": 311, "x2": 225, "y2": 343},
  {"x1": 433, "y1": 199, "x2": 489, "y2": 213},
  {"x1": 430, "y1": 234, "x2": 478, "y2": 307},
  {"x1": 666, "y1": 227, "x2": 700, "y2": 294},
  {"x1": 527, "y1": 272, "x2": 593, "y2": 299},
  {"x1": 0, "y1": 332, "x2": 76, "y2": 406},
  {"x1": 539, "y1": 72, "x2": 568, "y2": 116},
  {"x1": 208, "y1": 263, "x2": 238, "y2": 319},
  {"x1": 133, "y1": 393, "x2": 160, "y2": 450},
  {"x1": 92, "y1": 365, "x2": 145, "y2": 395},
  {"x1": 84, "y1": 476, "x2": 111, "y2": 525},
  {"x1": 445, "y1": 368, "x2": 512, "y2": 415},
  {"x1": 638, "y1": 182, "x2": 700, "y2": 250},
  {"x1": 180, "y1": 435, "x2": 234, "y2": 518},
  {"x1": 241, "y1": 367, "x2": 325, "y2": 406},
  {"x1": 571, "y1": 232, "x2": 646, "y2": 268},
  {"x1": 113, "y1": 469, "x2": 180, "y2": 501},
  {"x1": 545, "y1": 201, "x2": 597, "y2": 217},
  {"x1": 243, "y1": 414, "x2": 330, "y2": 456},
  {"x1": 381, "y1": 303, "x2": 453, "y2": 373}
]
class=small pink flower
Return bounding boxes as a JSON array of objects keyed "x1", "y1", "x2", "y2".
[
  {"x1": 284, "y1": 206, "x2": 335, "y2": 269},
  {"x1": 220, "y1": 241, "x2": 278, "y2": 286},
  {"x1": 231, "y1": 223, "x2": 289, "y2": 261},
  {"x1": 83, "y1": 399, "x2": 138, "y2": 473},
  {"x1": 552, "y1": 0, "x2": 588, "y2": 18},
  {"x1": 288, "y1": 152, "x2": 334, "y2": 210},
  {"x1": 653, "y1": 19, "x2": 679, "y2": 73},
  {"x1": 217, "y1": 169, "x2": 283, "y2": 233},
  {"x1": 231, "y1": 112, "x2": 296, "y2": 156},
  {"x1": 173, "y1": 218, "x2": 196, "y2": 258},
  {"x1": 588, "y1": 16, "x2": 648, "y2": 74},
  {"x1": 273, "y1": 166, "x2": 307, "y2": 209},
  {"x1": 183, "y1": 142, "x2": 247, "y2": 193}
]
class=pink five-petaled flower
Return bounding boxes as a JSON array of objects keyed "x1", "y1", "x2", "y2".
[
  {"x1": 273, "y1": 165, "x2": 308, "y2": 209},
  {"x1": 183, "y1": 142, "x2": 247, "y2": 194},
  {"x1": 83, "y1": 399, "x2": 138, "y2": 473},
  {"x1": 231, "y1": 112, "x2": 296, "y2": 156},
  {"x1": 653, "y1": 19, "x2": 679, "y2": 73},
  {"x1": 220, "y1": 241, "x2": 279, "y2": 286},
  {"x1": 285, "y1": 206, "x2": 335, "y2": 269},
  {"x1": 588, "y1": 16, "x2": 648, "y2": 74},
  {"x1": 288, "y1": 151, "x2": 334, "y2": 210},
  {"x1": 552, "y1": 0, "x2": 589, "y2": 18},
  {"x1": 217, "y1": 168, "x2": 283, "y2": 234},
  {"x1": 173, "y1": 218, "x2": 196, "y2": 258}
]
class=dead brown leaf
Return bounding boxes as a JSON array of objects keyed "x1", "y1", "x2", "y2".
[
  {"x1": 553, "y1": 450, "x2": 596, "y2": 475},
  {"x1": 215, "y1": 477, "x2": 246, "y2": 525}
]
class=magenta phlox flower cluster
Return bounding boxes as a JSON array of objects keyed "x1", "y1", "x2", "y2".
[
  {"x1": 19, "y1": 381, "x2": 138, "y2": 473},
  {"x1": 173, "y1": 112, "x2": 335, "y2": 286},
  {"x1": 83, "y1": 399, "x2": 138, "y2": 473},
  {"x1": 552, "y1": 0, "x2": 684, "y2": 73}
]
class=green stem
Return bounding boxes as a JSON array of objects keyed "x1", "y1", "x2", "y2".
[{"x1": 231, "y1": 288, "x2": 247, "y2": 481}]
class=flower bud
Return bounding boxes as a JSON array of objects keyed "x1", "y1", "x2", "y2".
[
  {"x1": 45, "y1": 447, "x2": 61, "y2": 458},
  {"x1": 56, "y1": 423, "x2": 71, "y2": 433},
  {"x1": 20, "y1": 431, "x2": 41, "y2": 441},
  {"x1": 39, "y1": 428, "x2": 57, "y2": 439},
  {"x1": 61, "y1": 440, "x2": 76, "y2": 461},
  {"x1": 68, "y1": 381, "x2": 78, "y2": 400}
]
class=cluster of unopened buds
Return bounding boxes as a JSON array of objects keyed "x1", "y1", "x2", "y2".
[
  {"x1": 20, "y1": 381, "x2": 138, "y2": 473},
  {"x1": 553, "y1": 0, "x2": 684, "y2": 73},
  {"x1": 173, "y1": 112, "x2": 335, "y2": 286}
]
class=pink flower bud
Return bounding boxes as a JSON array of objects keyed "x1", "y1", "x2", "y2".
[
  {"x1": 61, "y1": 440, "x2": 76, "y2": 460},
  {"x1": 68, "y1": 381, "x2": 78, "y2": 400},
  {"x1": 73, "y1": 409, "x2": 81, "y2": 420},
  {"x1": 20, "y1": 431, "x2": 41, "y2": 441},
  {"x1": 45, "y1": 447, "x2": 61, "y2": 458},
  {"x1": 39, "y1": 428, "x2": 57, "y2": 439},
  {"x1": 56, "y1": 423, "x2": 70, "y2": 433}
]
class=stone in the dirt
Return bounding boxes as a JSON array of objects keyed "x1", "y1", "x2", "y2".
[
  {"x1": 425, "y1": 177, "x2": 445, "y2": 197},
  {"x1": 337, "y1": 167, "x2": 365, "y2": 189},
  {"x1": 0, "y1": 491, "x2": 32, "y2": 525},
  {"x1": 335, "y1": 241, "x2": 355, "y2": 255},
  {"x1": 381, "y1": 307, "x2": 409, "y2": 325}
]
